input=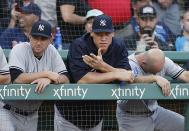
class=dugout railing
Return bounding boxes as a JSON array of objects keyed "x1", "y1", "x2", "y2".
[
  {"x1": 1, "y1": 50, "x2": 189, "y2": 131},
  {"x1": 0, "y1": 84, "x2": 188, "y2": 130}
]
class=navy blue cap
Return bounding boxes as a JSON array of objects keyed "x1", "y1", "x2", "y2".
[
  {"x1": 31, "y1": 20, "x2": 52, "y2": 38},
  {"x1": 21, "y1": 2, "x2": 41, "y2": 17},
  {"x1": 92, "y1": 14, "x2": 114, "y2": 33},
  {"x1": 138, "y1": 5, "x2": 157, "y2": 18}
]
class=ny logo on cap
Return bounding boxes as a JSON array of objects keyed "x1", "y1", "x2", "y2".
[
  {"x1": 38, "y1": 24, "x2": 44, "y2": 31},
  {"x1": 100, "y1": 19, "x2": 106, "y2": 26}
]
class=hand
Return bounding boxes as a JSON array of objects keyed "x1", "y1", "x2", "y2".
[
  {"x1": 31, "y1": 78, "x2": 51, "y2": 94},
  {"x1": 45, "y1": 71, "x2": 60, "y2": 83},
  {"x1": 155, "y1": 76, "x2": 171, "y2": 96},
  {"x1": 140, "y1": 34, "x2": 159, "y2": 49},
  {"x1": 82, "y1": 48, "x2": 106, "y2": 71},
  {"x1": 148, "y1": 41, "x2": 159, "y2": 49},
  {"x1": 11, "y1": 3, "x2": 20, "y2": 22},
  {"x1": 54, "y1": 75, "x2": 69, "y2": 84},
  {"x1": 115, "y1": 69, "x2": 135, "y2": 83}
]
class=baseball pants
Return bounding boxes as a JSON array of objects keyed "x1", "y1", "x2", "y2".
[
  {"x1": 54, "y1": 105, "x2": 103, "y2": 131},
  {"x1": 116, "y1": 105, "x2": 184, "y2": 131},
  {"x1": 0, "y1": 101, "x2": 38, "y2": 131}
]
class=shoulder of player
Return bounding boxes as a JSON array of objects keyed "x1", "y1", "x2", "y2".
[
  {"x1": 112, "y1": 37, "x2": 128, "y2": 50},
  {"x1": 163, "y1": 57, "x2": 176, "y2": 69},
  {"x1": 70, "y1": 34, "x2": 89, "y2": 49},
  {"x1": 45, "y1": 44, "x2": 61, "y2": 56},
  {"x1": 11, "y1": 42, "x2": 30, "y2": 51}
]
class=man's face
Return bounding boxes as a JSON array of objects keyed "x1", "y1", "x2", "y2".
[
  {"x1": 85, "y1": 17, "x2": 94, "y2": 33},
  {"x1": 182, "y1": 12, "x2": 189, "y2": 33},
  {"x1": 30, "y1": 36, "x2": 50, "y2": 57},
  {"x1": 137, "y1": 16, "x2": 157, "y2": 34},
  {"x1": 158, "y1": 0, "x2": 173, "y2": 8},
  {"x1": 90, "y1": 32, "x2": 114, "y2": 54},
  {"x1": 19, "y1": 13, "x2": 39, "y2": 29}
]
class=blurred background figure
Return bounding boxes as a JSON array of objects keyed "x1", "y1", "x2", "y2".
[
  {"x1": 175, "y1": 10, "x2": 189, "y2": 71},
  {"x1": 34, "y1": 0, "x2": 57, "y2": 37},
  {"x1": 152, "y1": 0, "x2": 181, "y2": 35},
  {"x1": 0, "y1": 2, "x2": 41, "y2": 49},
  {"x1": 175, "y1": 10, "x2": 189, "y2": 52},
  {"x1": 56, "y1": 0, "x2": 90, "y2": 46},
  {"x1": 8, "y1": 0, "x2": 32, "y2": 28},
  {"x1": 124, "y1": 5, "x2": 175, "y2": 51},
  {"x1": 84, "y1": 9, "x2": 103, "y2": 33},
  {"x1": 0, "y1": 0, "x2": 13, "y2": 35},
  {"x1": 116, "y1": 0, "x2": 176, "y2": 49},
  {"x1": 115, "y1": 0, "x2": 152, "y2": 37}
]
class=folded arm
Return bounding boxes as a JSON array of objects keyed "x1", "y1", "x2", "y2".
[{"x1": 0, "y1": 74, "x2": 10, "y2": 84}]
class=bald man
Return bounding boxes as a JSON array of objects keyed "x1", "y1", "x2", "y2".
[{"x1": 117, "y1": 49, "x2": 189, "y2": 131}]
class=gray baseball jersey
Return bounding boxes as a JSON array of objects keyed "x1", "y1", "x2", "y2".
[
  {"x1": 117, "y1": 53, "x2": 184, "y2": 131},
  {"x1": 0, "y1": 46, "x2": 9, "y2": 75},
  {"x1": 118, "y1": 53, "x2": 184, "y2": 112},
  {"x1": 7, "y1": 42, "x2": 67, "y2": 111}
]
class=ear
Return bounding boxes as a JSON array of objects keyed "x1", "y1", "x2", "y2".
[
  {"x1": 29, "y1": 35, "x2": 32, "y2": 40},
  {"x1": 49, "y1": 33, "x2": 53, "y2": 43},
  {"x1": 141, "y1": 56, "x2": 147, "y2": 66},
  {"x1": 111, "y1": 32, "x2": 115, "y2": 37},
  {"x1": 90, "y1": 32, "x2": 94, "y2": 37}
]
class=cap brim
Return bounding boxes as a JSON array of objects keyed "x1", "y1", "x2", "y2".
[
  {"x1": 139, "y1": 14, "x2": 156, "y2": 18},
  {"x1": 31, "y1": 33, "x2": 50, "y2": 38},
  {"x1": 92, "y1": 29, "x2": 114, "y2": 33}
]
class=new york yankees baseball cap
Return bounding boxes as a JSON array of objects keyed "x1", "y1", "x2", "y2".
[
  {"x1": 21, "y1": 2, "x2": 41, "y2": 17},
  {"x1": 31, "y1": 20, "x2": 52, "y2": 38},
  {"x1": 92, "y1": 14, "x2": 114, "y2": 33}
]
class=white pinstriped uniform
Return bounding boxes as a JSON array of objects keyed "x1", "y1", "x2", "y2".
[
  {"x1": 0, "y1": 46, "x2": 9, "y2": 75},
  {"x1": 0, "y1": 42, "x2": 67, "y2": 131},
  {"x1": 117, "y1": 53, "x2": 184, "y2": 131}
]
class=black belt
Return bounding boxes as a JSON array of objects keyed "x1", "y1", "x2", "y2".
[
  {"x1": 125, "y1": 111, "x2": 154, "y2": 116},
  {"x1": 3, "y1": 104, "x2": 36, "y2": 116}
]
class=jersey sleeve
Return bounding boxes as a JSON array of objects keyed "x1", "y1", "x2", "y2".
[
  {"x1": 9, "y1": 44, "x2": 26, "y2": 72},
  {"x1": 164, "y1": 57, "x2": 184, "y2": 79},
  {"x1": 0, "y1": 46, "x2": 9, "y2": 75},
  {"x1": 129, "y1": 60, "x2": 143, "y2": 77}
]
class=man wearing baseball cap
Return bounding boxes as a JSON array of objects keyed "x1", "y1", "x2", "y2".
[
  {"x1": 0, "y1": 2, "x2": 41, "y2": 49},
  {"x1": 54, "y1": 14, "x2": 134, "y2": 131},
  {"x1": 1, "y1": 20, "x2": 69, "y2": 131},
  {"x1": 124, "y1": 5, "x2": 175, "y2": 51}
]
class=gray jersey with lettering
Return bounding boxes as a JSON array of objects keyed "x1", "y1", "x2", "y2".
[
  {"x1": 7, "y1": 42, "x2": 67, "y2": 111},
  {"x1": 118, "y1": 53, "x2": 184, "y2": 112},
  {"x1": 0, "y1": 46, "x2": 9, "y2": 74}
]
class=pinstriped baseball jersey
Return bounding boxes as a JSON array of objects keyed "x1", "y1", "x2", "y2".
[
  {"x1": 0, "y1": 46, "x2": 9, "y2": 75},
  {"x1": 7, "y1": 42, "x2": 67, "y2": 111},
  {"x1": 118, "y1": 53, "x2": 184, "y2": 112}
]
